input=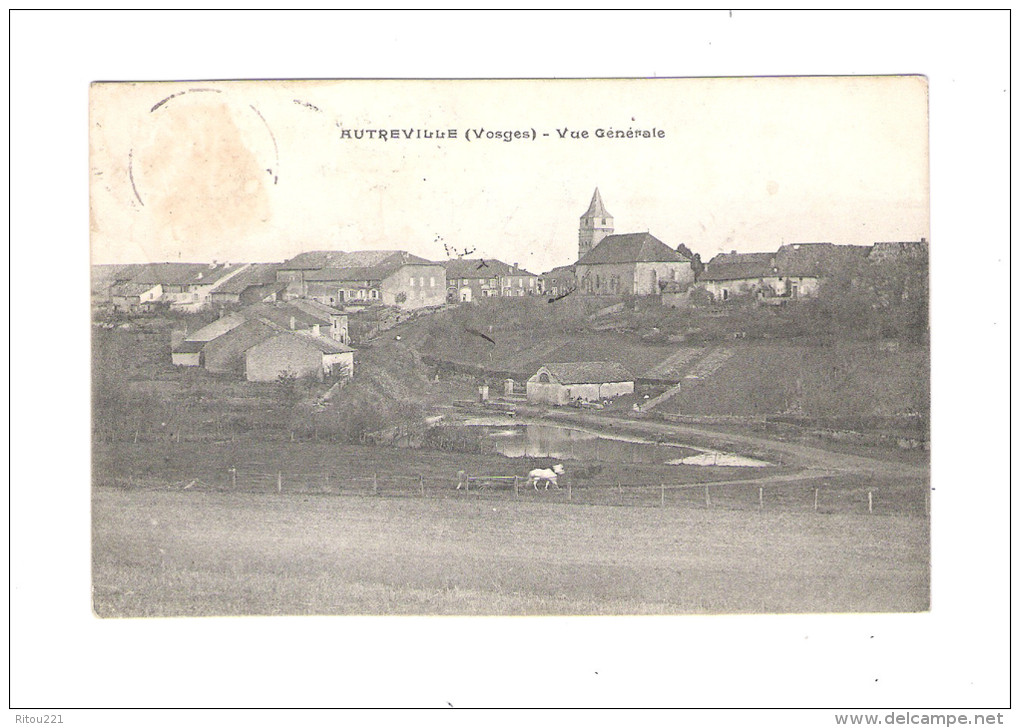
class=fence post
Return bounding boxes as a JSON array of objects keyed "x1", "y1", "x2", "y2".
[
  {"x1": 514, "y1": 475, "x2": 519, "y2": 498},
  {"x1": 660, "y1": 483, "x2": 665, "y2": 508},
  {"x1": 373, "y1": 473, "x2": 378, "y2": 495},
  {"x1": 325, "y1": 472, "x2": 330, "y2": 490},
  {"x1": 230, "y1": 468, "x2": 236, "y2": 489},
  {"x1": 705, "y1": 485, "x2": 711, "y2": 508},
  {"x1": 814, "y1": 487, "x2": 819, "y2": 512},
  {"x1": 420, "y1": 474, "x2": 425, "y2": 497},
  {"x1": 277, "y1": 471, "x2": 282, "y2": 494},
  {"x1": 568, "y1": 478, "x2": 572, "y2": 501},
  {"x1": 868, "y1": 490, "x2": 873, "y2": 514},
  {"x1": 758, "y1": 486, "x2": 763, "y2": 511}
]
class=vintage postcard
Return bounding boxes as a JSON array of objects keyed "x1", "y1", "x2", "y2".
[{"x1": 90, "y1": 77, "x2": 930, "y2": 618}]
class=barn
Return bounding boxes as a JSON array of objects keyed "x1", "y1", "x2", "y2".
[
  {"x1": 244, "y1": 331, "x2": 355, "y2": 383},
  {"x1": 526, "y1": 362, "x2": 634, "y2": 406}
]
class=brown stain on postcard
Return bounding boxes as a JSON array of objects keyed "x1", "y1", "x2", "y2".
[{"x1": 136, "y1": 100, "x2": 270, "y2": 251}]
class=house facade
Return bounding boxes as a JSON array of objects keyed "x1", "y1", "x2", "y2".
[
  {"x1": 110, "y1": 282, "x2": 163, "y2": 312},
  {"x1": 244, "y1": 331, "x2": 355, "y2": 382},
  {"x1": 526, "y1": 362, "x2": 634, "y2": 406},
  {"x1": 278, "y1": 250, "x2": 446, "y2": 310},
  {"x1": 539, "y1": 265, "x2": 576, "y2": 298},
  {"x1": 700, "y1": 243, "x2": 872, "y2": 302},
  {"x1": 442, "y1": 258, "x2": 538, "y2": 302}
]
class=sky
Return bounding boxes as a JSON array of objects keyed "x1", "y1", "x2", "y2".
[{"x1": 90, "y1": 76, "x2": 929, "y2": 274}]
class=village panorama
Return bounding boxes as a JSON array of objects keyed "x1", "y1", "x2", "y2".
[{"x1": 92, "y1": 188, "x2": 930, "y2": 617}]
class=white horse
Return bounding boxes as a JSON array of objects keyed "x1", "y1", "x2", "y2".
[{"x1": 527, "y1": 464, "x2": 565, "y2": 490}]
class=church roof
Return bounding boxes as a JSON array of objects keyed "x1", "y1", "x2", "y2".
[
  {"x1": 577, "y1": 232, "x2": 689, "y2": 266},
  {"x1": 581, "y1": 188, "x2": 612, "y2": 220}
]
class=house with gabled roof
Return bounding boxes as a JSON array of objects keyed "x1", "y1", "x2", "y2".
[
  {"x1": 700, "y1": 242, "x2": 873, "y2": 302},
  {"x1": 171, "y1": 301, "x2": 350, "y2": 370},
  {"x1": 277, "y1": 249, "x2": 446, "y2": 309},
  {"x1": 244, "y1": 330, "x2": 355, "y2": 383},
  {"x1": 110, "y1": 281, "x2": 163, "y2": 312},
  {"x1": 442, "y1": 258, "x2": 538, "y2": 302},
  {"x1": 538, "y1": 264, "x2": 576, "y2": 299},
  {"x1": 209, "y1": 263, "x2": 286, "y2": 305},
  {"x1": 526, "y1": 362, "x2": 634, "y2": 406}
]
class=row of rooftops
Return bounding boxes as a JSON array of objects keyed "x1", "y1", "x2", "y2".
[
  {"x1": 699, "y1": 240, "x2": 928, "y2": 282},
  {"x1": 97, "y1": 236, "x2": 927, "y2": 296},
  {"x1": 174, "y1": 300, "x2": 354, "y2": 356}
]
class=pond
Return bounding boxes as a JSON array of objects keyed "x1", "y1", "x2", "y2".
[{"x1": 453, "y1": 417, "x2": 771, "y2": 467}]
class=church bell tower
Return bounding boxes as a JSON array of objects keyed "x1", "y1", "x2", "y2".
[{"x1": 578, "y1": 187, "x2": 614, "y2": 260}]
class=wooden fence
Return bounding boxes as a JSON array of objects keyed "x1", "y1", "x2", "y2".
[{"x1": 99, "y1": 468, "x2": 930, "y2": 517}]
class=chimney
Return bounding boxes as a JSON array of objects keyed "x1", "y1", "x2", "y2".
[
  {"x1": 311, "y1": 324, "x2": 320, "y2": 337},
  {"x1": 920, "y1": 237, "x2": 927, "y2": 244},
  {"x1": 289, "y1": 316, "x2": 296, "y2": 330},
  {"x1": 730, "y1": 250, "x2": 736, "y2": 255}
]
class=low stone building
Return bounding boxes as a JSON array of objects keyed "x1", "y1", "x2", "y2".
[
  {"x1": 526, "y1": 362, "x2": 634, "y2": 406},
  {"x1": 244, "y1": 331, "x2": 355, "y2": 383}
]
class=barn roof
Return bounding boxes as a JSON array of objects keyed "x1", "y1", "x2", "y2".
[
  {"x1": 539, "y1": 361, "x2": 634, "y2": 385},
  {"x1": 443, "y1": 258, "x2": 537, "y2": 279},
  {"x1": 282, "y1": 250, "x2": 435, "y2": 271},
  {"x1": 172, "y1": 340, "x2": 207, "y2": 354},
  {"x1": 294, "y1": 330, "x2": 355, "y2": 354},
  {"x1": 110, "y1": 281, "x2": 160, "y2": 296},
  {"x1": 775, "y1": 243, "x2": 870, "y2": 277},
  {"x1": 128, "y1": 262, "x2": 241, "y2": 286},
  {"x1": 540, "y1": 264, "x2": 575, "y2": 279},
  {"x1": 183, "y1": 313, "x2": 247, "y2": 343},
  {"x1": 576, "y1": 233, "x2": 688, "y2": 266},
  {"x1": 700, "y1": 252, "x2": 776, "y2": 282},
  {"x1": 211, "y1": 263, "x2": 282, "y2": 294}
]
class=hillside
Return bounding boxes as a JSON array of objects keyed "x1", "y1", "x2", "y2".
[{"x1": 371, "y1": 295, "x2": 929, "y2": 423}]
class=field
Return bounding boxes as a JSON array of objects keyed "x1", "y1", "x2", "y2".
[
  {"x1": 90, "y1": 301, "x2": 929, "y2": 618},
  {"x1": 92, "y1": 488, "x2": 929, "y2": 617}
]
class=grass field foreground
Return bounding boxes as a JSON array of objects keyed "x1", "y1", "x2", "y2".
[{"x1": 92, "y1": 489, "x2": 929, "y2": 617}]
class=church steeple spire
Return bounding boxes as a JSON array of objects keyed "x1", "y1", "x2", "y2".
[
  {"x1": 584, "y1": 188, "x2": 611, "y2": 219},
  {"x1": 578, "y1": 187, "x2": 614, "y2": 260}
]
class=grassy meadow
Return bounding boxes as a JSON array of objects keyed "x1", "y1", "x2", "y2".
[{"x1": 92, "y1": 488, "x2": 929, "y2": 617}]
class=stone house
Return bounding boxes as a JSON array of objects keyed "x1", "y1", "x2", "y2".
[
  {"x1": 110, "y1": 281, "x2": 163, "y2": 312},
  {"x1": 278, "y1": 250, "x2": 446, "y2": 310},
  {"x1": 245, "y1": 331, "x2": 355, "y2": 383},
  {"x1": 443, "y1": 258, "x2": 538, "y2": 302},
  {"x1": 526, "y1": 362, "x2": 634, "y2": 406},
  {"x1": 538, "y1": 264, "x2": 576, "y2": 299}
]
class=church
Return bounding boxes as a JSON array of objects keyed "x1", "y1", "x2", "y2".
[{"x1": 572, "y1": 189, "x2": 695, "y2": 296}]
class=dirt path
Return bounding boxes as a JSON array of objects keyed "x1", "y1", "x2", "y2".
[{"x1": 536, "y1": 409, "x2": 928, "y2": 480}]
